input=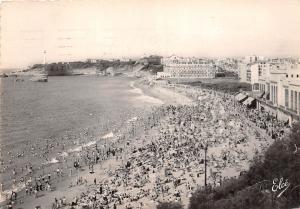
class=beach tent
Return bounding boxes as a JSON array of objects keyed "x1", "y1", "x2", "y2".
[
  {"x1": 263, "y1": 91, "x2": 270, "y2": 100},
  {"x1": 235, "y1": 93, "x2": 248, "y2": 102},
  {"x1": 243, "y1": 97, "x2": 256, "y2": 108}
]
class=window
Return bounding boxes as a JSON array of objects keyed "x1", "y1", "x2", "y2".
[
  {"x1": 295, "y1": 91, "x2": 298, "y2": 112},
  {"x1": 271, "y1": 86, "x2": 273, "y2": 102},
  {"x1": 286, "y1": 75, "x2": 288, "y2": 78},
  {"x1": 273, "y1": 86, "x2": 275, "y2": 102},
  {"x1": 291, "y1": 74, "x2": 294, "y2": 78},
  {"x1": 299, "y1": 92, "x2": 300, "y2": 113},
  {"x1": 258, "y1": 67, "x2": 262, "y2": 76},
  {"x1": 275, "y1": 86, "x2": 278, "y2": 104},
  {"x1": 291, "y1": 90, "x2": 294, "y2": 110},
  {"x1": 297, "y1": 75, "x2": 299, "y2": 78}
]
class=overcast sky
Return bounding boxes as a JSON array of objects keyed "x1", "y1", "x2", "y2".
[{"x1": 1, "y1": 0, "x2": 300, "y2": 68}]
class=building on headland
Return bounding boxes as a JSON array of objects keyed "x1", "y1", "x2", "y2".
[
  {"x1": 255, "y1": 62, "x2": 300, "y2": 124},
  {"x1": 46, "y1": 62, "x2": 72, "y2": 76},
  {"x1": 160, "y1": 56, "x2": 216, "y2": 79},
  {"x1": 138, "y1": 55, "x2": 162, "y2": 65},
  {"x1": 87, "y1": 59, "x2": 98, "y2": 64}
]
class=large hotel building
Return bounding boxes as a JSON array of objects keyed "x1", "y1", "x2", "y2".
[{"x1": 158, "y1": 56, "x2": 216, "y2": 79}]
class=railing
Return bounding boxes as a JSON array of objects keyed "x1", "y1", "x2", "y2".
[
  {"x1": 287, "y1": 108, "x2": 298, "y2": 114},
  {"x1": 279, "y1": 105, "x2": 286, "y2": 109}
]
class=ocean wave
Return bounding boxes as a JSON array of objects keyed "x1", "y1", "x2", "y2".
[{"x1": 101, "y1": 132, "x2": 114, "y2": 139}]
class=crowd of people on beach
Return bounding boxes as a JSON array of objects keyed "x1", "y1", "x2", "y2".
[
  {"x1": 38, "y1": 89, "x2": 288, "y2": 209},
  {"x1": 0, "y1": 85, "x2": 291, "y2": 209}
]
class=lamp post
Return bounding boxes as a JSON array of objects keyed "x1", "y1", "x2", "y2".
[
  {"x1": 43, "y1": 50, "x2": 46, "y2": 65},
  {"x1": 43, "y1": 50, "x2": 47, "y2": 72},
  {"x1": 204, "y1": 144, "x2": 208, "y2": 189}
]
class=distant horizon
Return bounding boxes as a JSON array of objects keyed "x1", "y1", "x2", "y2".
[
  {"x1": 2, "y1": 52, "x2": 300, "y2": 71},
  {"x1": 1, "y1": 54, "x2": 299, "y2": 73},
  {"x1": 1, "y1": 0, "x2": 300, "y2": 69}
]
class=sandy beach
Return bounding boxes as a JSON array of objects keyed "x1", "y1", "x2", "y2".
[
  {"x1": 133, "y1": 80, "x2": 194, "y2": 106},
  {"x1": 0, "y1": 77, "x2": 288, "y2": 209}
]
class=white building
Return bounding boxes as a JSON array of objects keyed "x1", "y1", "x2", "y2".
[
  {"x1": 161, "y1": 56, "x2": 216, "y2": 79},
  {"x1": 239, "y1": 55, "x2": 265, "y2": 83},
  {"x1": 247, "y1": 62, "x2": 271, "y2": 90},
  {"x1": 239, "y1": 62, "x2": 265, "y2": 88}
]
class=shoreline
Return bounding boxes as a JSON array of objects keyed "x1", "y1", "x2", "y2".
[
  {"x1": 129, "y1": 81, "x2": 164, "y2": 105},
  {"x1": 0, "y1": 76, "x2": 190, "y2": 206},
  {"x1": 1, "y1": 77, "x2": 195, "y2": 208},
  {"x1": 0, "y1": 76, "x2": 140, "y2": 202},
  {"x1": 1, "y1": 77, "x2": 279, "y2": 209},
  {"x1": 133, "y1": 79, "x2": 194, "y2": 106}
]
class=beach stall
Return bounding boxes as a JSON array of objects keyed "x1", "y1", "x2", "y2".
[
  {"x1": 235, "y1": 93, "x2": 248, "y2": 103},
  {"x1": 242, "y1": 97, "x2": 256, "y2": 108}
]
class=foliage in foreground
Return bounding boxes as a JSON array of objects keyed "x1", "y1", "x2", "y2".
[
  {"x1": 157, "y1": 202, "x2": 184, "y2": 209},
  {"x1": 188, "y1": 122, "x2": 300, "y2": 209}
]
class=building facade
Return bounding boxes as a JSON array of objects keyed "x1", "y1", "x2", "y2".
[
  {"x1": 239, "y1": 55, "x2": 265, "y2": 84},
  {"x1": 248, "y1": 62, "x2": 271, "y2": 90},
  {"x1": 256, "y1": 62, "x2": 300, "y2": 123},
  {"x1": 161, "y1": 56, "x2": 216, "y2": 78}
]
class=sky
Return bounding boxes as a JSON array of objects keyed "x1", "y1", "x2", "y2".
[{"x1": 1, "y1": 0, "x2": 300, "y2": 69}]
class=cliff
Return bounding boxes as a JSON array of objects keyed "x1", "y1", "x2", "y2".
[{"x1": 25, "y1": 59, "x2": 163, "y2": 77}]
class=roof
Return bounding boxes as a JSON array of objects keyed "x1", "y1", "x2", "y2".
[
  {"x1": 235, "y1": 93, "x2": 248, "y2": 102},
  {"x1": 243, "y1": 97, "x2": 255, "y2": 106}
]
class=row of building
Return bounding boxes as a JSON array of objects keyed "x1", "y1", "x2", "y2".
[
  {"x1": 88, "y1": 54, "x2": 300, "y2": 124},
  {"x1": 90, "y1": 54, "x2": 300, "y2": 123},
  {"x1": 155, "y1": 54, "x2": 300, "y2": 124},
  {"x1": 157, "y1": 56, "x2": 217, "y2": 79},
  {"x1": 88, "y1": 55, "x2": 220, "y2": 79},
  {"x1": 238, "y1": 55, "x2": 300, "y2": 123}
]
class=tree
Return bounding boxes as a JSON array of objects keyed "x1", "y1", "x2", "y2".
[{"x1": 157, "y1": 202, "x2": 184, "y2": 209}]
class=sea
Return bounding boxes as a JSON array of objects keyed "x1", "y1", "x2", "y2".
[{"x1": 0, "y1": 75, "x2": 161, "y2": 194}]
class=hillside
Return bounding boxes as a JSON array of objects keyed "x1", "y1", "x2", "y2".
[
  {"x1": 187, "y1": 122, "x2": 300, "y2": 209},
  {"x1": 25, "y1": 60, "x2": 163, "y2": 77}
]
